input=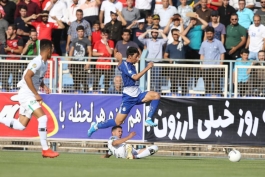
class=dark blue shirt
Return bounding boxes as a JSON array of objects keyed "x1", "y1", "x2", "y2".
[{"x1": 165, "y1": 41, "x2": 185, "y2": 63}]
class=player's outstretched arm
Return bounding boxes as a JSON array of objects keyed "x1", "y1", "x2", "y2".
[
  {"x1": 132, "y1": 62, "x2": 153, "y2": 81},
  {"x1": 112, "y1": 132, "x2": 136, "y2": 146}
]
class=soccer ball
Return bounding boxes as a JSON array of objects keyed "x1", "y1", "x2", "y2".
[{"x1": 228, "y1": 149, "x2": 241, "y2": 162}]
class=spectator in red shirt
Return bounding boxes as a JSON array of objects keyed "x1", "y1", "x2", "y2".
[
  {"x1": 91, "y1": 21, "x2": 101, "y2": 49},
  {"x1": 92, "y1": 28, "x2": 114, "y2": 93},
  {"x1": 24, "y1": 10, "x2": 65, "y2": 41},
  {"x1": 207, "y1": 0, "x2": 222, "y2": 11},
  {"x1": 15, "y1": 0, "x2": 41, "y2": 19},
  {"x1": 3, "y1": 24, "x2": 24, "y2": 91}
]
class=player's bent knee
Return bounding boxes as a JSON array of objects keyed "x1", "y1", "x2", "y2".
[{"x1": 153, "y1": 92, "x2": 160, "y2": 100}]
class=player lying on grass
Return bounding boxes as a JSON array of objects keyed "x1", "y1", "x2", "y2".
[
  {"x1": 102, "y1": 125, "x2": 158, "y2": 159},
  {"x1": 88, "y1": 47, "x2": 160, "y2": 137},
  {"x1": 0, "y1": 39, "x2": 59, "y2": 158}
]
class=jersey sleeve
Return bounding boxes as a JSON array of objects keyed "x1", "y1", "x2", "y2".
[
  {"x1": 119, "y1": 62, "x2": 137, "y2": 78},
  {"x1": 28, "y1": 59, "x2": 42, "y2": 74},
  {"x1": 108, "y1": 136, "x2": 118, "y2": 147}
]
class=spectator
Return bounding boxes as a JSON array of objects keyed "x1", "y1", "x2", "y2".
[
  {"x1": 163, "y1": 14, "x2": 184, "y2": 45},
  {"x1": 104, "y1": 10, "x2": 127, "y2": 45},
  {"x1": 15, "y1": 0, "x2": 41, "y2": 19},
  {"x1": 207, "y1": 0, "x2": 222, "y2": 11},
  {"x1": 255, "y1": 0, "x2": 265, "y2": 26},
  {"x1": 92, "y1": 29, "x2": 115, "y2": 93},
  {"x1": 245, "y1": 15, "x2": 265, "y2": 60},
  {"x1": 164, "y1": 28, "x2": 190, "y2": 95},
  {"x1": 218, "y1": 0, "x2": 236, "y2": 27},
  {"x1": 44, "y1": 0, "x2": 67, "y2": 56},
  {"x1": 182, "y1": 13, "x2": 208, "y2": 61},
  {"x1": 63, "y1": 0, "x2": 85, "y2": 8},
  {"x1": 100, "y1": 0, "x2": 123, "y2": 29},
  {"x1": 195, "y1": 0, "x2": 212, "y2": 24},
  {"x1": 0, "y1": 7, "x2": 8, "y2": 54},
  {"x1": 178, "y1": 0, "x2": 193, "y2": 28},
  {"x1": 154, "y1": 0, "x2": 178, "y2": 28},
  {"x1": 0, "y1": 0, "x2": 16, "y2": 24},
  {"x1": 24, "y1": 11, "x2": 65, "y2": 41},
  {"x1": 122, "y1": 0, "x2": 140, "y2": 26},
  {"x1": 145, "y1": 12, "x2": 153, "y2": 28},
  {"x1": 91, "y1": 21, "x2": 101, "y2": 49},
  {"x1": 236, "y1": 0, "x2": 254, "y2": 30},
  {"x1": 80, "y1": 0, "x2": 101, "y2": 26},
  {"x1": 146, "y1": 14, "x2": 163, "y2": 38},
  {"x1": 14, "y1": 5, "x2": 30, "y2": 45},
  {"x1": 126, "y1": 20, "x2": 147, "y2": 51},
  {"x1": 64, "y1": 0, "x2": 80, "y2": 25},
  {"x1": 229, "y1": 0, "x2": 255, "y2": 10},
  {"x1": 21, "y1": 30, "x2": 39, "y2": 56},
  {"x1": 3, "y1": 24, "x2": 23, "y2": 91},
  {"x1": 199, "y1": 26, "x2": 226, "y2": 95},
  {"x1": 249, "y1": 50, "x2": 265, "y2": 96},
  {"x1": 225, "y1": 13, "x2": 247, "y2": 60},
  {"x1": 154, "y1": 0, "x2": 173, "y2": 13},
  {"x1": 66, "y1": 9, "x2": 91, "y2": 54},
  {"x1": 69, "y1": 25, "x2": 92, "y2": 93},
  {"x1": 233, "y1": 49, "x2": 251, "y2": 97},
  {"x1": 114, "y1": 29, "x2": 141, "y2": 58},
  {"x1": 135, "y1": 0, "x2": 152, "y2": 19},
  {"x1": 138, "y1": 27, "x2": 168, "y2": 92},
  {"x1": 203, "y1": 11, "x2": 226, "y2": 44}
]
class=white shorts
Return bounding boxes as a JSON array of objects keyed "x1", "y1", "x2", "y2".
[
  {"x1": 19, "y1": 99, "x2": 41, "y2": 118},
  {"x1": 115, "y1": 146, "x2": 139, "y2": 159}
]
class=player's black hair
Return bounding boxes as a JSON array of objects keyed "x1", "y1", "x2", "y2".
[
  {"x1": 101, "y1": 28, "x2": 110, "y2": 34},
  {"x1": 40, "y1": 39, "x2": 52, "y2": 51},
  {"x1": 111, "y1": 125, "x2": 122, "y2": 132},
  {"x1": 76, "y1": 25, "x2": 84, "y2": 31},
  {"x1": 122, "y1": 29, "x2": 131, "y2": 35},
  {"x1": 171, "y1": 28, "x2": 179, "y2": 35},
  {"x1": 20, "y1": 5, "x2": 27, "y2": 11},
  {"x1": 240, "y1": 48, "x2": 249, "y2": 54},
  {"x1": 8, "y1": 24, "x2": 17, "y2": 31},
  {"x1": 76, "y1": 9, "x2": 83, "y2": 14},
  {"x1": 205, "y1": 26, "x2": 215, "y2": 33},
  {"x1": 126, "y1": 47, "x2": 139, "y2": 58}
]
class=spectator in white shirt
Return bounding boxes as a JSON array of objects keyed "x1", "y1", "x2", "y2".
[
  {"x1": 44, "y1": 0, "x2": 67, "y2": 55},
  {"x1": 135, "y1": 0, "x2": 152, "y2": 19},
  {"x1": 245, "y1": 14, "x2": 265, "y2": 60},
  {"x1": 80, "y1": 0, "x2": 101, "y2": 26},
  {"x1": 99, "y1": 0, "x2": 123, "y2": 29},
  {"x1": 154, "y1": 0, "x2": 178, "y2": 28},
  {"x1": 229, "y1": 0, "x2": 255, "y2": 10},
  {"x1": 163, "y1": 14, "x2": 184, "y2": 44},
  {"x1": 64, "y1": 0, "x2": 80, "y2": 25},
  {"x1": 178, "y1": 0, "x2": 193, "y2": 27}
]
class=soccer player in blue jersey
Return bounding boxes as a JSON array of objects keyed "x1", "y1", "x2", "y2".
[{"x1": 87, "y1": 47, "x2": 160, "y2": 137}]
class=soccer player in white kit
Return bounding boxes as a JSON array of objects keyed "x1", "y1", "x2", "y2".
[
  {"x1": 0, "y1": 39, "x2": 59, "y2": 158},
  {"x1": 102, "y1": 126, "x2": 158, "y2": 159}
]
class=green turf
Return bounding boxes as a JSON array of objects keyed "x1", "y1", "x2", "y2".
[{"x1": 0, "y1": 151, "x2": 264, "y2": 177}]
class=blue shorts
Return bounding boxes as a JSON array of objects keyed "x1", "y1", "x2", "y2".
[{"x1": 119, "y1": 92, "x2": 148, "y2": 114}]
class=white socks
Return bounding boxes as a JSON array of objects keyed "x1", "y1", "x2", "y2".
[
  {"x1": 136, "y1": 145, "x2": 158, "y2": 159},
  {"x1": 38, "y1": 115, "x2": 49, "y2": 150},
  {"x1": 0, "y1": 117, "x2": 25, "y2": 130}
]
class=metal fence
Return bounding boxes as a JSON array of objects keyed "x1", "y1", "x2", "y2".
[{"x1": 0, "y1": 54, "x2": 265, "y2": 98}]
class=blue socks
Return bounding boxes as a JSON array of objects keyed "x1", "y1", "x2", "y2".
[
  {"x1": 97, "y1": 119, "x2": 117, "y2": 129},
  {"x1": 148, "y1": 99, "x2": 160, "y2": 119}
]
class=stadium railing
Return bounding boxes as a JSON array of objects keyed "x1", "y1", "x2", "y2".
[{"x1": 1, "y1": 54, "x2": 265, "y2": 98}]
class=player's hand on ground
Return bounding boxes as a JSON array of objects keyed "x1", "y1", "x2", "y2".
[
  {"x1": 128, "y1": 131, "x2": 136, "y2": 139},
  {"x1": 147, "y1": 62, "x2": 154, "y2": 69},
  {"x1": 43, "y1": 85, "x2": 51, "y2": 94},
  {"x1": 35, "y1": 94, "x2": 43, "y2": 102}
]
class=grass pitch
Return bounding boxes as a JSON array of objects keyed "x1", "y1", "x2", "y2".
[{"x1": 0, "y1": 151, "x2": 264, "y2": 177}]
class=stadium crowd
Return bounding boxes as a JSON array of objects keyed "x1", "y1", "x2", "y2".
[{"x1": 0, "y1": 0, "x2": 265, "y2": 95}]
